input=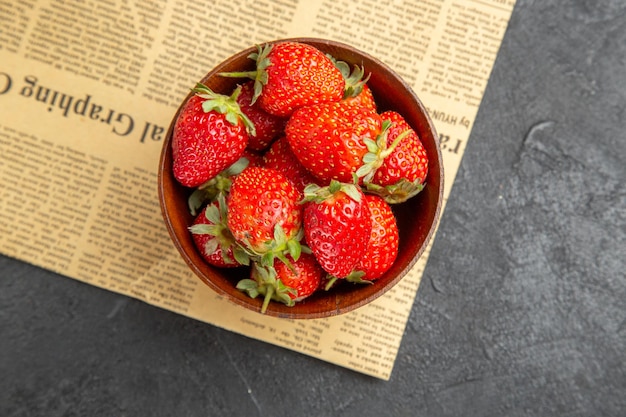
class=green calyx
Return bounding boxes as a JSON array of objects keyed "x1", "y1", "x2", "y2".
[
  {"x1": 344, "y1": 270, "x2": 371, "y2": 285},
  {"x1": 236, "y1": 223, "x2": 310, "y2": 274},
  {"x1": 259, "y1": 224, "x2": 309, "y2": 270},
  {"x1": 192, "y1": 83, "x2": 256, "y2": 137},
  {"x1": 324, "y1": 270, "x2": 370, "y2": 291},
  {"x1": 357, "y1": 120, "x2": 414, "y2": 183},
  {"x1": 327, "y1": 54, "x2": 370, "y2": 99},
  {"x1": 187, "y1": 156, "x2": 251, "y2": 216},
  {"x1": 218, "y1": 43, "x2": 273, "y2": 106},
  {"x1": 236, "y1": 263, "x2": 297, "y2": 313},
  {"x1": 364, "y1": 178, "x2": 425, "y2": 204},
  {"x1": 188, "y1": 194, "x2": 250, "y2": 266},
  {"x1": 236, "y1": 223, "x2": 312, "y2": 313},
  {"x1": 301, "y1": 179, "x2": 362, "y2": 204}
]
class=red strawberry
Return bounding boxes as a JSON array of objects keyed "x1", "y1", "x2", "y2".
[
  {"x1": 344, "y1": 83, "x2": 376, "y2": 111},
  {"x1": 226, "y1": 166, "x2": 303, "y2": 264},
  {"x1": 262, "y1": 136, "x2": 319, "y2": 193},
  {"x1": 362, "y1": 110, "x2": 429, "y2": 204},
  {"x1": 236, "y1": 81, "x2": 287, "y2": 151},
  {"x1": 237, "y1": 253, "x2": 324, "y2": 313},
  {"x1": 172, "y1": 83, "x2": 254, "y2": 188},
  {"x1": 221, "y1": 42, "x2": 345, "y2": 117},
  {"x1": 189, "y1": 195, "x2": 249, "y2": 268},
  {"x1": 285, "y1": 100, "x2": 383, "y2": 184},
  {"x1": 302, "y1": 181, "x2": 371, "y2": 278},
  {"x1": 354, "y1": 194, "x2": 399, "y2": 280},
  {"x1": 274, "y1": 253, "x2": 324, "y2": 301}
]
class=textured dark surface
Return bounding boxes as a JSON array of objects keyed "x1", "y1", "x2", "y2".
[{"x1": 1, "y1": 2, "x2": 625, "y2": 416}]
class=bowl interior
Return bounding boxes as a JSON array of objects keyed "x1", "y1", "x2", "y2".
[{"x1": 158, "y1": 38, "x2": 443, "y2": 319}]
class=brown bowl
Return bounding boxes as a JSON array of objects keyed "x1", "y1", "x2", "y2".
[{"x1": 158, "y1": 38, "x2": 444, "y2": 319}]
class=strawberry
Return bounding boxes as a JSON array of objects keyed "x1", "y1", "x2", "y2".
[
  {"x1": 236, "y1": 80, "x2": 287, "y2": 151},
  {"x1": 226, "y1": 166, "x2": 304, "y2": 265},
  {"x1": 274, "y1": 253, "x2": 324, "y2": 301},
  {"x1": 344, "y1": 83, "x2": 377, "y2": 111},
  {"x1": 189, "y1": 194, "x2": 249, "y2": 268},
  {"x1": 262, "y1": 136, "x2": 319, "y2": 193},
  {"x1": 302, "y1": 181, "x2": 371, "y2": 278},
  {"x1": 237, "y1": 253, "x2": 324, "y2": 313},
  {"x1": 285, "y1": 100, "x2": 383, "y2": 184},
  {"x1": 344, "y1": 84, "x2": 377, "y2": 111},
  {"x1": 221, "y1": 42, "x2": 345, "y2": 117},
  {"x1": 186, "y1": 149, "x2": 263, "y2": 216},
  {"x1": 354, "y1": 194, "x2": 399, "y2": 280},
  {"x1": 361, "y1": 110, "x2": 429, "y2": 204},
  {"x1": 172, "y1": 83, "x2": 254, "y2": 188}
]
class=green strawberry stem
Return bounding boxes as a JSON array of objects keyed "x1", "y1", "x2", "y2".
[
  {"x1": 261, "y1": 285, "x2": 274, "y2": 314},
  {"x1": 237, "y1": 264, "x2": 297, "y2": 313},
  {"x1": 358, "y1": 121, "x2": 412, "y2": 183},
  {"x1": 218, "y1": 70, "x2": 258, "y2": 78},
  {"x1": 324, "y1": 276, "x2": 338, "y2": 291},
  {"x1": 192, "y1": 83, "x2": 256, "y2": 137},
  {"x1": 381, "y1": 128, "x2": 412, "y2": 159},
  {"x1": 218, "y1": 44, "x2": 272, "y2": 105}
]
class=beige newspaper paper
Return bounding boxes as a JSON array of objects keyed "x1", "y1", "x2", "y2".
[{"x1": 0, "y1": 0, "x2": 515, "y2": 380}]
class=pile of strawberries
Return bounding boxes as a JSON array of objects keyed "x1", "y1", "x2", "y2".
[{"x1": 171, "y1": 41, "x2": 428, "y2": 313}]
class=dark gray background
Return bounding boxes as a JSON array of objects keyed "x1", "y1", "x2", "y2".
[{"x1": 2, "y1": 2, "x2": 624, "y2": 416}]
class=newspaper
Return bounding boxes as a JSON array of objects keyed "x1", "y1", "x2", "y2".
[{"x1": 0, "y1": 0, "x2": 515, "y2": 380}]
